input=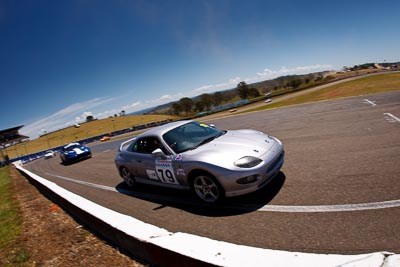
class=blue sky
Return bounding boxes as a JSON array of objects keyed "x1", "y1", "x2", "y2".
[{"x1": 1, "y1": 0, "x2": 399, "y2": 138}]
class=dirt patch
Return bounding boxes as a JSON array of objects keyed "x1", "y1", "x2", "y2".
[{"x1": 3, "y1": 166, "x2": 146, "y2": 267}]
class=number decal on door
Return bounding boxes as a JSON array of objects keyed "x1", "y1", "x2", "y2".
[{"x1": 155, "y1": 160, "x2": 178, "y2": 184}]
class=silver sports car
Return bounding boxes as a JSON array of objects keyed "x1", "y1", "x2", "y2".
[{"x1": 115, "y1": 120, "x2": 284, "y2": 203}]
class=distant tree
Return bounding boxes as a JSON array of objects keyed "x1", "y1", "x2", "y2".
[
  {"x1": 248, "y1": 87, "x2": 261, "y2": 98},
  {"x1": 314, "y1": 76, "x2": 323, "y2": 82},
  {"x1": 219, "y1": 90, "x2": 236, "y2": 103},
  {"x1": 324, "y1": 75, "x2": 334, "y2": 81},
  {"x1": 86, "y1": 115, "x2": 95, "y2": 122},
  {"x1": 213, "y1": 92, "x2": 223, "y2": 106},
  {"x1": 277, "y1": 77, "x2": 286, "y2": 89},
  {"x1": 194, "y1": 101, "x2": 206, "y2": 112},
  {"x1": 120, "y1": 110, "x2": 126, "y2": 116},
  {"x1": 200, "y1": 93, "x2": 213, "y2": 110},
  {"x1": 289, "y1": 78, "x2": 302, "y2": 89},
  {"x1": 171, "y1": 102, "x2": 182, "y2": 116},
  {"x1": 179, "y1": 97, "x2": 194, "y2": 115},
  {"x1": 237, "y1": 81, "x2": 250, "y2": 99}
]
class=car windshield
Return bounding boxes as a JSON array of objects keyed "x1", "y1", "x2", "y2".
[
  {"x1": 162, "y1": 121, "x2": 225, "y2": 153},
  {"x1": 64, "y1": 144, "x2": 80, "y2": 151}
]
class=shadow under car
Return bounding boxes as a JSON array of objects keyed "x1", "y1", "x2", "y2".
[{"x1": 115, "y1": 171, "x2": 286, "y2": 217}]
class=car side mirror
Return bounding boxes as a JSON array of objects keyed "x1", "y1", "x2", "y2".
[{"x1": 152, "y1": 148, "x2": 167, "y2": 159}]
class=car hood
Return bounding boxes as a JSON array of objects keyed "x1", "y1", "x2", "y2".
[
  {"x1": 64, "y1": 147, "x2": 89, "y2": 155},
  {"x1": 183, "y1": 129, "x2": 277, "y2": 167}
]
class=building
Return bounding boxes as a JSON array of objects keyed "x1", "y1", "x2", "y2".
[{"x1": 0, "y1": 125, "x2": 29, "y2": 164}]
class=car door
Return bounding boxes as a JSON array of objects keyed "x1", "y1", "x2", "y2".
[{"x1": 133, "y1": 136, "x2": 180, "y2": 185}]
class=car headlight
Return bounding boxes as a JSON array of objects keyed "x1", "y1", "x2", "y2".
[{"x1": 234, "y1": 156, "x2": 262, "y2": 168}]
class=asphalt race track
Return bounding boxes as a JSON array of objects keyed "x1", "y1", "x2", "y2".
[{"x1": 24, "y1": 91, "x2": 400, "y2": 255}]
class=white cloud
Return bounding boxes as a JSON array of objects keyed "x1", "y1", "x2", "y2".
[
  {"x1": 194, "y1": 85, "x2": 214, "y2": 93},
  {"x1": 91, "y1": 101, "x2": 143, "y2": 120},
  {"x1": 229, "y1": 77, "x2": 241, "y2": 84},
  {"x1": 145, "y1": 93, "x2": 184, "y2": 104},
  {"x1": 189, "y1": 64, "x2": 333, "y2": 96},
  {"x1": 160, "y1": 95, "x2": 172, "y2": 100},
  {"x1": 255, "y1": 64, "x2": 333, "y2": 80},
  {"x1": 20, "y1": 97, "x2": 115, "y2": 138},
  {"x1": 193, "y1": 77, "x2": 241, "y2": 94},
  {"x1": 73, "y1": 111, "x2": 95, "y2": 123},
  {"x1": 121, "y1": 101, "x2": 142, "y2": 111}
]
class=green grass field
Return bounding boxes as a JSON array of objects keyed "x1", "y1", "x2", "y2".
[
  {"x1": 0, "y1": 166, "x2": 28, "y2": 266},
  {"x1": 246, "y1": 72, "x2": 400, "y2": 112},
  {"x1": 0, "y1": 167, "x2": 20, "y2": 250}
]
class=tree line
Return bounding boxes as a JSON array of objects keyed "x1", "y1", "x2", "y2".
[
  {"x1": 151, "y1": 70, "x2": 336, "y2": 116},
  {"x1": 168, "y1": 81, "x2": 263, "y2": 116}
]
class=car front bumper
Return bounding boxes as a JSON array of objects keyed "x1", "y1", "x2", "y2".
[{"x1": 221, "y1": 148, "x2": 285, "y2": 198}]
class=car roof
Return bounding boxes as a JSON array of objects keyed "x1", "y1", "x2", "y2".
[
  {"x1": 64, "y1": 142, "x2": 81, "y2": 148},
  {"x1": 140, "y1": 120, "x2": 192, "y2": 138}
]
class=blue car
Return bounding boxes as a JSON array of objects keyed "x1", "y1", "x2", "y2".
[{"x1": 60, "y1": 142, "x2": 92, "y2": 164}]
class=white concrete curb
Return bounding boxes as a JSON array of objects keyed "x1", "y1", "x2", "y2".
[{"x1": 14, "y1": 163, "x2": 398, "y2": 267}]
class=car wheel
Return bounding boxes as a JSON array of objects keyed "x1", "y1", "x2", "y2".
[
  {"x1": 61, "y1": 158, "x2": 68, "y2": 165},
  {"x1": 120, "y1": 167, "x2": 135, "y2": 187},
  {"x1": 192, "y1": 173, "x2": 223, "y2": 203}
]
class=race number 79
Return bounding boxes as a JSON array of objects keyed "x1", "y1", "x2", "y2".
[{"x1": 156, "y1": 160, "x2": 178, "y2": 184}]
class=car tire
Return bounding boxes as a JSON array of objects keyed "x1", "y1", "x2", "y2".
[
  {"x1": 120, "y1": 167, "x2": 135, "y2": 187},
  {"x1": 192, "y1": 172, "x2": 224, "y2": 203}
]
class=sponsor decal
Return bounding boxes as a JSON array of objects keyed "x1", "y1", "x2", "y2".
[
  {"x1": 175, "y1": 154, "x2": 183, "y2": 161},
  {"x1": 177, "y1": 168, "x2": 185, "y2": 176},
  {"x1": 146, "y1": 169, "x2": 158, "y2": 180}
]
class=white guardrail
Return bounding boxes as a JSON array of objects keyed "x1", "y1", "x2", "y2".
[{"x1": 14, "y1": 162, "x2": 399, "y2": 267}]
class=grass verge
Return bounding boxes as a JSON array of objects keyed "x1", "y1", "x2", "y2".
[
  {"x1": 0, "y1": 166, "x2": 29, "y2": 266},
  {"x1": 245, "y1": 72, "x2": 400, "y2": 113}
]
